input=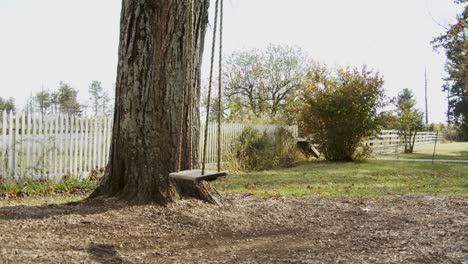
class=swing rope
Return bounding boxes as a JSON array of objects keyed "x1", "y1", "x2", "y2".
[
  {"x1": 217, "y1": 0, "x2": 224, "y2": 172},
  {"x1": 175, "y1": 0, "x2": 223, "y2": 176},
  {"x1": 201, "y1": 0, "x2": 221, "y2": 175}
]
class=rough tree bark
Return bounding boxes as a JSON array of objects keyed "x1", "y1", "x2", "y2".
[{"x1": 91, "y1": 0, "x2": 224, "y2": 205}]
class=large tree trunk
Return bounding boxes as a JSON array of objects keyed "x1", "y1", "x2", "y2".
[{"x1": 91, "y1": 0, "x2": 224, "y2": 205}]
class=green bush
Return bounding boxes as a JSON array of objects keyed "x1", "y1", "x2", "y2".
[
  {"x1": 233, "y1": 126, "x2": 305, "y2": 171},
  {"x1": 297, "y1": 63, "x2": 385, "y2": 161}
]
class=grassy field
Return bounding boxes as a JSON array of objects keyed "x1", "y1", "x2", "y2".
[
  {"x1": 214, "y1": 160, "x2": 468, "y2": 198},
  {"x1": 0, "y1": 177, "x2": 96, "y2": 206},
  {"x1": 1, "y1": 157, "x2": 467, "y2": 205},
  {"x1": 380, "y1": 142, "x2": 468, "y2": 160},
  {"x1": 0, "y1": 194, "x2": 87, "y2": 206}
]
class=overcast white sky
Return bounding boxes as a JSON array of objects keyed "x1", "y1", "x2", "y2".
[{"x1": 0, "y1": 0, "x2": 464, "y2": 123}]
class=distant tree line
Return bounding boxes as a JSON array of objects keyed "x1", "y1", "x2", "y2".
[
  {"x1": 30, "y1": 82, "x2": 81, "y2": 117},
  {"x1": 0, "y1": 81, "x2": 114, "y2": 117},
  {"x1": 0, "y1": 97, "x2": 16, "y2": 113}
]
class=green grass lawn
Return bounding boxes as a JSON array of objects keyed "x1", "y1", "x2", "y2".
[
  {"x1": 380, "y1": 142, "x2": 468, "y2": 160},
  {"x1": 0, "y1": 176, "x2": 96, "y2": 206},
  {"x1": 0, "y1": 194, "x2": 87, "y2": 207},
  {"x1": 1, "y1": 158, "x2": 467, "y2": 206},
  {"x1": 214, "y1": 160, "x2": 468, "y2": 198}
]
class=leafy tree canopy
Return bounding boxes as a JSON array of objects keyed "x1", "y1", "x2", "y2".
[
  {"x1": 432, "y1": 0, "x2": 468, "y2": 140},
  {"x1": 223, "y1": 44, "x2": 307, "y2": 123},
  {"x1": 395, "y1": 88, "x2": 424, "y2": 153}
]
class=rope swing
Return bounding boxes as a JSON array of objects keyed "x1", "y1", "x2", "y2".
[{"x1": 170, "y1": 0, "x2": 227, "y2": 182}]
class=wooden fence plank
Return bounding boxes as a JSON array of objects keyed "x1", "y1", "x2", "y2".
[
  {"x1": 58, "y1": 113, "x2": 63, "y2": 178},
  {"x1": 96, "y1": 117, "x2": 101, "y2": 170},
  {"x1": 1, "y1": 111, "x2": 7, "y2": 178},
  {"x1": 31, "y1": 114, "x2": 37, "y2": 179},
  {"x1": 13, "y1": 112, "x2": 20, "y2": 179},
  {"x1": 48, "y1": 115, "x2": 53, "y2": 179},
  {"x1": 84, "y1": 118, "x2": 89, "y2": 172},
  {"x1": 93, "y1": 118, "x2": 97, "y2": 170},
  {"x1": 105, "y1": 116, "x2": 111, "y2": 165},
  {"x1": 64, "y1": 114, "x2": 69, "y2": 174},
  {"x1": 8, "y1": 112, "x2": 14, "y2": 178},
  {"x1": 73, "y1": 116, "x2": 78, "y2": 176},
  {"x1": 54, "y1": 114, "x2": 59, "y2": 179},
  {"x1": 26, "y1": 112, "x2": 31, "y2": 178},
  {"x1": 102, "y1": 116, "x2": 107, "y2": 169},
  {"x1": 39, "y1": 115, "x2": 45, "y2": 178},
  {"x1": 79, "y1": 118, "x2": 84, "y2": 177}
]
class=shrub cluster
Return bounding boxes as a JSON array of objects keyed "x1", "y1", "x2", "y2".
[
  {"x1": 297, "y1": 64, "x2": 385, "y2": 161},
  {"x1": 233, "y1": 126, "x2": 305, "y2": 171}
]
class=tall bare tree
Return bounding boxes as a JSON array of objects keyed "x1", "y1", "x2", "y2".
[
  {"x1": 91, "y1": 0, "x2": 223, "y2": 204},
  {"x1": 34, "y1": 87, "x2": 51, "y2": 118},
  {"x1": 88, "y1": 81, "x2": 104, "y2": 116},
  {"x1": 224, "y1": 44, "x2": 306, "y2": 121}
]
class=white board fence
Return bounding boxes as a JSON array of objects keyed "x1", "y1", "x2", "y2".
[
  {"x1": 366, "y1": 130, "x2": 445, "y2": 153},
  {"x1": 0, "y1": 111, "x2": 298, "y2": 180}
]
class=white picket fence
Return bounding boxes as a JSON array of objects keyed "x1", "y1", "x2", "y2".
[
  {"x1": 366, "y1": 130, "x2": 444, "y2": 153},
  {"x1": 0, "y1": 112, "x2": 112, "y2": 180},
  {"x1": 0, "y1": 111, "x2": 298, "y2": 180}
]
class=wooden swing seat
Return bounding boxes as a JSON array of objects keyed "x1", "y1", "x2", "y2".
[{"x1": 169, "y1": 169, "x2": 227, "y2": 182}]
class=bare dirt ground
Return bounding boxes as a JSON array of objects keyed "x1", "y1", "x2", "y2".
[{"x1": 0, "y1": 194, "x2": 467, "y2": 263}]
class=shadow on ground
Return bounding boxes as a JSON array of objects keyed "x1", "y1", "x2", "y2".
[
  {"x1": 0, "y1": 198, "x2": 129, "y2": 221},
  {"x1": 88, "y1": 243, "x2": 128, "y2": 264}
]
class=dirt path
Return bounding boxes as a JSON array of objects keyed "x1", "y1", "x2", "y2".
[
  {"x1": 0, "y1": 194, "x2": 466, "y2": 263},
  {"x1": 375, "y1": 157, "x2": 468, "y2": 163}
]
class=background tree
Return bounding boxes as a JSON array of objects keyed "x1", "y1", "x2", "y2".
[
  {"x1": 50, "y1": 91, "x2": 60, "y2": 114},
  {"x1": 88, "y1": 80, "x2": 111, "y2": 116},
  {"x1": 378, "y1": 111, "x2": 400, "y2": 130},
  {"x1": 223, "y1": 44, "x2": 306, "y2": 122},
  {"x1": 91, "y1": 0, "x2": 222, "y2": 204},
  {"x1": 395, "y1": 88, "x2": 424, "y2": 153},
  {"x1": 428, "y1": 122, "x2": 446, "y2": 132},
  {"x1": 101, "y1": 91, "x2": 111, "y2": 115},
  {"x1": 0, "y1": 96, "x2": 16, "y2": 113},
  {"x1": 432, "y1": 0, "x2": 467, "y2": 140},
  {"x1": 297, "y1": 63, "x2": 385, "y2": 161},
  {"x1": 34, "y1": 88, "x2": 51, "y2": 118},
  {"x1": 202, "y1": 95, "x2": 226, "y2": 122},
  {"x1": 57, "y1": 81, "x2": 81, "y2": 115},
  {"x1": 88, "y1": 80, "x2": 103, "y2": 116}
]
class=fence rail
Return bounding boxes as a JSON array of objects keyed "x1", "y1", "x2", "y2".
[
  {"x1": 366, "y1": 130, "x2": 444, "y2": 153},
  {"x1": 0, "y1": 111, "x2": 298, "y2": 180}
]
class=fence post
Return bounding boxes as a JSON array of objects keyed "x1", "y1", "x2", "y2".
[{"x1": 432, "y1": 131, "x2": 439, "y2": 164}]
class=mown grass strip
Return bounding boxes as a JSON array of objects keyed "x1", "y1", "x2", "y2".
[{"x1": 214, "y1": 160, "x2": 468, "y2": 198}]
